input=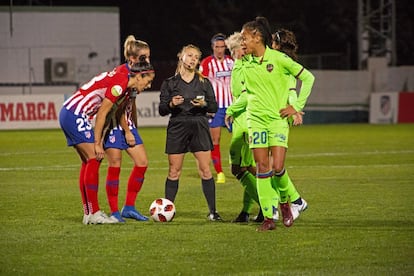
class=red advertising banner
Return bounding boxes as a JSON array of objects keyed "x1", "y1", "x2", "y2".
[{"x1": 398, "y1": 92, "x2": 414, "y2": 123}]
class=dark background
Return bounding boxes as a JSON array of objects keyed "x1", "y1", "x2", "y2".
[{"x1": 5, "y1": 0, "x2": 414, "y2": 89}]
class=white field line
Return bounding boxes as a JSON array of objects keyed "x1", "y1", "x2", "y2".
[
  {"x1": 1, "y1": 149, "x2": 413, "y2": 157},
  {"x1": 288, "y1": 150, "x2": 414, "y2": 158},
  {"x1": 1, "y1": 162, "x2": 413, "y2": 172},
  {"x1": 0, "y1": 150, "x2": 413, "y2": 171}
]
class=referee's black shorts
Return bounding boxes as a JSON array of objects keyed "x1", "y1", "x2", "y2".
[{"x1": 165, "y1": 116, "x2": 213, "y2": 154}]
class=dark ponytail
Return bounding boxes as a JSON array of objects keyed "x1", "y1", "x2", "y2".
[
  {"x1": 255, "y1": 16, "x2": 273, "y2": 48},
  {"x1": 242, "y1": 16, "x2": 273, "y2": 48}
]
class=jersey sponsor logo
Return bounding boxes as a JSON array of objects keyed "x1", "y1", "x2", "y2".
[
  {"x1": 111, "y1": 85, "x2": 123, "y2": 97},
  {"x1": 215, "y1": 70, "x2": 232, "y2": 78},
  {"x1": 266, "y1": 64, "x2": 274, "y2": 72}
]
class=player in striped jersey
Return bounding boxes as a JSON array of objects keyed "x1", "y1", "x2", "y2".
[
  {"x1": 59, "y1": 57, "x2": 155, "y2": 225},
  {"x1": 103, "y1": 36, "x2": 154, "y2": 223},
  {"x1": 200, "y1": 33, "x2": 234, "y2": 184}
]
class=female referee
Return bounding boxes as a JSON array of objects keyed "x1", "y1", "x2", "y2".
[{"x1": 159, "y1": 44, "x2": 222, "y2": 221}]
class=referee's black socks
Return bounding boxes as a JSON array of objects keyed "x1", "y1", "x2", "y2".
[
  {"x1": 202, "y1": 178, "x2": 216, "y2": 213},
  {"x1": 165, "y1": 178, "x2": 179, "y2": 202}
]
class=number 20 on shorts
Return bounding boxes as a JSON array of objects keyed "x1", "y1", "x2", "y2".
[{"x1": 250, "y1": 131, "x2": 267, "y2": 145}]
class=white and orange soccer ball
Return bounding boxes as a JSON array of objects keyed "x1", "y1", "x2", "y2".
[{"x1": 149, "y1": 198, "x2": 176, "y2": 222}]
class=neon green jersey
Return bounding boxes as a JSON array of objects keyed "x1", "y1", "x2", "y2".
[
  {"x1": 230, "y1": 58, "x2": 245, "y2": 99},
  {"x1": 288, "y1": 76, "x2": 298, "y2": 105},
  {"x1": 243, "y1": 47, "x2": 314, "y2": 123},
  {"x1": 227, "y1": 58, "x2": 247, "y2": 118}
]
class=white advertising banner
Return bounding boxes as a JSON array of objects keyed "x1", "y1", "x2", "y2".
[
  {"x1": 134, "y1": 92, "x2": 169, "y2": 127},
  {"x1": 369, "y1": 92, "x2": 399, "y2": 124},
  {"x1": 0, "y1": 92, "x2": 168, "y2": 130}
]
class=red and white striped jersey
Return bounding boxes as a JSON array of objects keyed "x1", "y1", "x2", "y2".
[
  {"x1": 200, "y1": 55, "x2": 234, "y2": 108},
  {"x1": 63, "y1": 63, "x2": 130, "y2": 117}
]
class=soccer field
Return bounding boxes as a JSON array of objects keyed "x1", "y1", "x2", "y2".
[{"x1": 1, "y1": 124, "x2": 413, "y2": 275}]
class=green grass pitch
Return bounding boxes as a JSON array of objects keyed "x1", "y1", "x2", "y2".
[{"x1": 1, "y1": 124, "x2": 413, "y2": 275}]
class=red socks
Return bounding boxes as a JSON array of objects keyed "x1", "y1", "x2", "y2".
[
  {"x1": 82, "y1": 162, "x2": 147, "y2": 214},
  {"x1": 84, "y1": 158, "x2": 101, "y2": 214},
  {"x1": 211, "y1": 144, "x2": 223, "y2": 173},
  {"x1": 125, "y1": 166, "x2": 147, "y2": 206},
  {"x1": 106, "y1": 166, "x2": 121, "y2": 213},
  {"x1": 79, "y1": 162, "x2": 88, "y2": 215}
]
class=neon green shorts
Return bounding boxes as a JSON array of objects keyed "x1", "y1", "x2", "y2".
[
  {"x1": 229, "y1": 117, "x2": 255, "y2": 167},
  {"x1": 248, "y1": 118, "x2": 289, "y2": 149}
]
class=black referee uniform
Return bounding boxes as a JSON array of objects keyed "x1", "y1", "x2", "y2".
[{"x1": 159, "y1": 74, "x2": 218, "y2": 154}]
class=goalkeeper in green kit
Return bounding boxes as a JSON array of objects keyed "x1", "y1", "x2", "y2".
[{"x1": 240, "y1": 16, "x2": 315, "y2": 231}]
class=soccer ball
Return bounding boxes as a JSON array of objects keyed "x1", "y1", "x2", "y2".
[{"x1": 149, "y1": 198, "x2": 176, "y2": 222}]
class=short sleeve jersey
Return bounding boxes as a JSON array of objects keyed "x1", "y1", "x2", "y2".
[
  {"x1": 243, "y1": 47, "x2": 305, "y2": 122},
  {"x1": 63, "y1": 63, "x2": 130, "y2": 117},
  {"x1": 199, "y1": 55, "x2": 234, "y2": 108}
]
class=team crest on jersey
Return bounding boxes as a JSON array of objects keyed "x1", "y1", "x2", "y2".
[
  {"x1": 266, "y1": 64, "x2": 274, "y2": 72},
  {"x1": 85, "y1": 131, "x2": 91, "y2": 139},
  {"x1": 111, "y1": 85, "x2": 123, "y2": 96}
]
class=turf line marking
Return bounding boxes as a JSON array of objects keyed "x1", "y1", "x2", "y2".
[
  {"x1": 1, "y1": 149, "x2": 413, "y2": 157},
  {"x1": 1, "y1": 163, "x2": 413, "y2": 172},
  {"x1": 288, "y1": 150, "x2": 414, "y2": 158}
]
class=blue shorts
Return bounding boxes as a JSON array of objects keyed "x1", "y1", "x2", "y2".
[
  {"x1": 209, "y1": 107, "x2": 231, "y2": 130},
  {"x1": 104, "y1": 127, "x2": 143, "y2": 150},
  {"x1": 59, "y1": 108, "x2": 94, "y2": 146}
]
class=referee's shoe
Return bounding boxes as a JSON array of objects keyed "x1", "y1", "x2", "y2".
[{"x1": 207, "y1": 212, "x2": 223, "y2": 222}]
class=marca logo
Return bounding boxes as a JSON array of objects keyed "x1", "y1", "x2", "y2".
[{"x1": 0, "y1": 102, "x2": 58, "y2": 121}]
